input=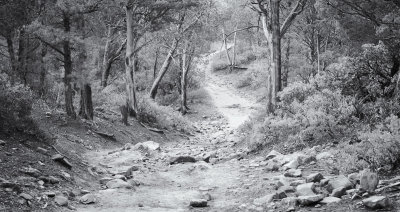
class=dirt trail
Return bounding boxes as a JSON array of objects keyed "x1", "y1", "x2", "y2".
[{"x1": 76, "y1": 51, "x2": 271, "y2": 212}]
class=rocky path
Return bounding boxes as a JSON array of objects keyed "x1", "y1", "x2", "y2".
[{"x1": 73, "y1": 51, "x2": 395, "y2": 212}]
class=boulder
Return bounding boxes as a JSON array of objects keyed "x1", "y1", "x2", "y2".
[
  {"x1": 306, "y1": 173, "x2": 324, "y2": 183},
  {"x1": 55, "y1": 195, "x2": 68, "y2": 206},
  {"x1": 106, "y1": 179, "x2": 132, "y2": 189},
  {"x1": 331, "y1": 186, "x2": 347, "y2": 198},
  {"x1": 265, "y1": 161, "x2": 280, "y2": 172},
  {"x1": 320, "y1": 197, "x2": 341, "y2": 205},
  {"x1": 316, "y1": 152, "x2": 333, "y2": 160},
  {"x1": 284, "y1": 169, "x2": 302, "y2": 178},
  {"x1": 360, "y1": 169, "x2": 379, "y2": 193},
  {"x1": 297, "y1": 195, "x2": 324, "y2": 206},
  {"x1": 327, "y1": 175, "x2": 353, "y2": 193},
  {"x1": 362, "y1": 196, "x2": 390, "y2": 209},
  {"x1": 190, "y1": 199, "x2": 207, "y2": 207},
  {"x1": 284, "y1": 159, "x2": 299, "y2": 170},
  {"x1": 296, "y1": 183, "x2": 316, "y2": 196},
  {"x1": 80, "y1": 194, "x2": 96, "y2": 204},
  {"x1": 281, "y1": 197, "x2": 298, "y2": 207},
  {"x1": 19, "y1": 193, "x2": 33, "y2": 200}
]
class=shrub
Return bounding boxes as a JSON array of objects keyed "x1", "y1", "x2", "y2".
[{"x1": 0, "y1": 73, "x2": 35, "y2": 132}]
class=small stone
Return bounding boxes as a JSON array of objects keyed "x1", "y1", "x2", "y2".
[
  {"x1": 18, "y1": 199, "x2": 26, "y2": 205},
  {"x1": 190, "y1": 199, "x2": 207, "y2": 207},
  {"x1": 106, "y1": 179, "x2": 132, "y2": 189},
  {"x1": 348, "y1": 172, "x2": 360, "y2": 185},
  {"x1": 298, "y1": 195, "x2": 324, "y2": 206},
  {"x1": 306, "y1": 173, "x2": 324, "y2": 183},
  {"x1": 81, "y1": 189, "x2": 90, "y2": 195},
  {"x1": 80, "y1": 194, "x2": 96, "y2": 204},
  {"x1": 362, "y1": 196, "x2": 390, "y2": 209},
  {"x1": 20, "y1": 167, "x2": 41, "y2": 178},
  {"x1": 284, "y1": 160, "x2": 299, "y2": 169},
  {"x1": 55, "y1": 195, "x2": 68, "y2": 206},
  {"x1": 203, "y1": 193, "x2": 212, "y2": 201},
  {"x1": 38, "y1": 180, "x2": 44, "y2": 186},
  {"x1": 37, "y1": 147, "x2": 48, "y2": 154},
  {"x1": 284, "y1": 169, "x2": 302, "y2": 178},
  {"x1": 134, "y1": 141, "x2": 161, "y2": 152},
  {"x1": 20, "y1": 193, "x2": 33, "y2": 200},
  {"x1": 61, "y1": 171, "x2": 71, "y2": 180},
  {"x1": 331, "y1": 186, "x2": 347, "y2": 198},
  {"x1": 0, "y1": 140, "x2": 5, "y2": 146},
  {"x1": 321, "y1": 197, "x2": 341, "y2": 205},
  {"x1": 296, "y1": 183, "x2": 316, "y2": 196},
  {"x1": 315, "y1": 204, "x2": 321, "y2": 208},
  {"x1": 253, "y1": 194, "x2": 274, "y2": 206},
  {"x1": 44, "y1": 191, "x2": 56, "y2": 197}
]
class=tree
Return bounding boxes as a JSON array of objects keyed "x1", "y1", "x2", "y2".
[
  {"x1": 149, "y1": 3, "x2": 203, "y2": 99},
  {"x1": 249, "y1": 0, "x2": 308, "y2": 113}
]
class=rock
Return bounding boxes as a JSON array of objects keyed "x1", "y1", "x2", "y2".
[
  {"x1": 321, "y1": 197, "x2": 341, "y2": 205},
  {"x1": 0, "y1": 140, "x2": 5, "y2": 146},
  {"x1": 362, "y1": 196, "x2": 390, "y2": 209},
  {"x1": 253, "y1": 194, "x2": 274, "y2": 206},
  {"x1": 360, "y1": 169, "x2": 379, "y2": 193},
  {"x1": 80, "y1": 194, "x2": 96, "y2": 204},
  {"x1": 290, "y1": 180, "x2": 306, "y2": 186},
  {"x1": 266, "y1": 150, "x2": 282, "y2": 160},
  {"x1": 306, "y1": 173, "x2": 324, "y2": 183},
  {"x1": 113, "y1": 175, "x2": 127, "y2": 181},
  {"x1": 284, "y1": 159, "x2": 299, "y2": 170},
  {"x1": 99, "y1": 177, "x2": 113, "y2": 185},
  {"x1": 60, "y1": 171, "x2": 71, "y2": 180},
  {"x1": 81, "y1": 190, "x2": 90, "y2": 195},
  {"x1": 20, "y1": 167, "x2": 41, "y2": 178},
  {"x1": 348, "y1": 173, "x2": 360, "y2": 185},
  {"x1": 265, "y1": 161, "x2": 280, "y2": 172},
  {"x1": 39, "y1": 176, "x2": 60, "y2": 184},
  {"x1": 298, "y1": 195, "x2": 324, "y2": 206},
  {"x1": 331, "y1": 186, "x2": 347, "y2": 198},
  {"x1": 20, "y1": 193, "x2": 33, "y2": 200},
  {"x1": 316, "y1": 152, "x2": 333, "y2": 160},
  {"x1": 327, "y1": 175, "x2": 353, "y2": 193},
  {"x1": 169, "y1": 156, "x2": 196, "y2": 165},
  {"x1": 284, "y1": 169, "x2": 302, "y2": 178},
  {"x1": 106, "y1": 179, "x2": 132, "y2": 189},
  {"x1": 44, "y1": 191, "x2": 56, "y2": 197},
  {"x1": 273, "y1": 190, "x2": 288, "y2": 200},
  {"x1": 51, "y1": 154, "x2": 73, "y2": 169},
  {"x1": 296, "y1": 183, "x2": 316, "y2": 196},
  {"x1": 202, "y1": 193, "x2": 212, "y2": 201},
  {"x1": 300, "y1": 155, "x2": 317, "y2": 165},
  {"x1": 282, "y1": 197, "x2": 298, "y2": 207},
  {"x1": 37, "y1": 147, "x2": 48, "y2": 154},
  {"x1": 190, "y1": 199, "x2": 207, "y2": 207},
  {"x1": 203, "y1": 152, "x2": 217, "y2": 163},
  {"x1": 55, "y1": 195, "x2": 68, "y2": 206},
  {"x1": 134, "y1": 141, "x2": 160, "y2": 152},
  {"x1": 279, "y1": 185, "x2": 295, "y2": 193},
  {"x1": 69, "y1": 189, "x2": 81, "y2": 197}
]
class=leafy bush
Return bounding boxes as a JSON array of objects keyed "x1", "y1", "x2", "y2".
[{"x1": 0, "y1": 73, "x2": 35, "y2": 132}]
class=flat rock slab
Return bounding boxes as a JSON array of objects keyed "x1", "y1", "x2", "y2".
[
  {"x1": 321, "y1": 197, "x2": 341, "y2": 205},
  {"x1": 298, "y1": 195, "x2": 324, "y2": 206},
  {"x1": 362, "y1": 196, "x2": 390, "y2": 209},
  {"x1": 80, "y1": 194, "x2": 97, "y2": 204},
  {"x1": 106, "y1": 179, "x2": 132, "y2": 189},
  {"x1": 327, "y1": 175, "x2": 353, "y2": 193}
]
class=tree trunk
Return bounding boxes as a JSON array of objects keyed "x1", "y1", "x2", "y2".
[
  {"x1": 233, "y1": 24, "x2": 238, "y2": 66},
  {"x1": 317, "y1": 33, "x2": 321, "y2": 74},
  {"x1": 6, "y1": 35, "x2": 17, "y2": 74},
  {"x1": 79, "y1": 83, "x2": 93, "y2": 120},
  {"x1": 222, "y1": 29, "x2": 232, "y2": 71},
  {"x1": 149, "y1": 39, "x2": 178, "y2": 99},
  {"x1": 63, "y1": 13, "x2": 76, "y2": 119},
  {"x1": 266, "y1": 74, "x2": 273, "y2": 114},
  {"x1": 181, "y1": 43, "x2": 194, "y2": 115},
  {"x1": 153, "y1": 47, "x2": 159, "y2": 79},
  {"x1": 282, "y1": 37, "x2": 290, "y2": 88},
  {"x1": 17, "y1": 29, "x2": 27, "y2": 84},
  {"x1": 39, "y1": 42, "x2": 47, "y2": 96},
  {"x1": 125, "y1": 6, "x2": 138, "y2": 116},
  {"x1": 100, "y1": 26, "x2": 112, "y2": 87},
  {"x1": 270, "y1": 0, "x2": 282, "y2": 106}
]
